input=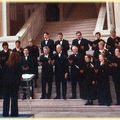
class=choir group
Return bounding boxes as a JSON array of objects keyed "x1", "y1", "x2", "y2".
[{"x1": 1, "y1": 29, "x2": 120, "y2": 117}]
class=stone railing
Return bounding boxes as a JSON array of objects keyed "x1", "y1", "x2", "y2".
[
  {"x1": 0, "y1": 4, "x2": 46, "y2": 49},
  {"x1": 93, "y1": 3, "x2": 110, "y2": 41},
  {"x1": 16, "y1": 4, "x2": 46, "y2": 47}
]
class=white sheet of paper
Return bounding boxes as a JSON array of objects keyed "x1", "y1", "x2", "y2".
[{"x1": 22, "y1": 74, "x2": 35, "y2": 79}]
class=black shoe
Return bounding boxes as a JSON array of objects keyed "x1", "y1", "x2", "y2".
[
  {"x1": 54, "y1": 96, "x2": 60, "y2": 99},
  {"x1": 85, "y1": 101, "x2": 90, "y2": 105},
  {"x1": 63, "y1": 96, "x2": 67, "y2": 100},
  {"x1": 69, "y1": 96, "x2": 76, "y2": 99},
  {"x1": 22, "y1": 95, "x2": 27, "y2": 100},
  {"x1": 40, "y1": 96, "x2": 46, "y2": 99},
  {"x1": 106, "y1": 103, "x2": 111, "y2": 106}
]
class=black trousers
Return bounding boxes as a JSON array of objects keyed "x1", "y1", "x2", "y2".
[
  {"x1": 3, "y1": 90, "x2": 18, "y2": 117},
  {"x1": 55, "y1": 76, "x2": 67, "y2": 98},
  {"x1": 41, "y1": 77, "x2": 53, "y2": 98}
]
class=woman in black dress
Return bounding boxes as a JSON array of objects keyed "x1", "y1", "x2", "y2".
[
  {"x1": 97, "y1": 54, "x2": 112, "y2": 106},
  {"x1": 2, "y1": 52, "x2": 22, "y2": 117}
]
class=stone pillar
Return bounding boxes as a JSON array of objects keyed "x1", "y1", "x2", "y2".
[
  {"x1": 106, "y1": 2, "x2": 115, "y2": 30},
  {"x1": 106, "y1": 2, "x2": 111, "y2": 30},
  {"x1": 7, "y1": 3, "x2": 10, "y2": 35},
  {"x1": 59, "y1": 3, "x2": 64, "y2": 21},
  {"x1": 0, "y1": 3, "x2": 3, "y2": 36},
  {"x1": 114, "y1": 3, "x2": 120, "y2": 36},
  {"x1": 2, "y1": 1, "x2": 7, "y2": 36}
]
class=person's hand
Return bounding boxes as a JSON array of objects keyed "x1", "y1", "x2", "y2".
[{"x1": 65, "y1": 73, "x2": 68, "y2": 79}]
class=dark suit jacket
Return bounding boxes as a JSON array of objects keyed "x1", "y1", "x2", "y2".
[
  {"x1": 13, "y1": 48, "x2": 24, "y2": 57},
  {"x1": 54, "y1": 39, "x2": 69, "y2": 56},
  {"x1": 72, "y1": 38, "x2": 90, "y2": 56},
  {"x1": 68, "y1": 53, "x2": 85, "y2": 78},
  {"x1": 21, "y1": 55, "x2": 36, "y2": 74},
  {"x1": 106, "y1": 36, "x2": 120, "y2": 54},
  {"x1": 40, "y1": 54, "x2": 54, "y2": 79},
  {"x1": 54, "y1": 53, "x2": 69, "y2": 78},
  {"x1": 41, "y1": 39, "x2": 54, "y2": 55},
  {"x1": 26, "y1": 45, "x2": 39, "y2": 59}
]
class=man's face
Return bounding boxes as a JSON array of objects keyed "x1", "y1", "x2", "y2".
[
  {"x1": 111, "y1": 32, "x2": 116, "y2": 38},
  {"x1": 72, "y1": 46, "x2": 78, "y2": 54},
  {"x1": 56, "y1": 45, "x2": 62, "y2": 53},
  {"x1": 3, "y1": 45, "x2": 8, "y2": 50},
  {"x1": 76, "y1": 33, "x2": 82, "y2": 40},
  {"x1": 58, "y1": 34, "x2": 63, "y2": 40},
  {"x1": 16, "y1": 42, "x2": 20, "y2": 48},
  {"x1": 44, "y1": 33, "x2": 49, "y2": 40},
  {"x1": 98, "y1": 42, "x2": 105, "y2": 49},
  {"x1": 43, "y1": 48, "x2": 49, "y2": 55},
  {"x1": 24, "y1": 49, "x2": 29, "y2": 55},
  {"x1": 95, "y1": 34, "x2": 101, "y2": 39},
  {"x1": 29, "y1": 41, "x2": 33, "y2": 46}
]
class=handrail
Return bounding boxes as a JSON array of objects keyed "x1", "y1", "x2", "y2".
[
  {"x1": 16, "y1": 4, "x2": 46, "y2": 47},
  {"x1": 93, "y1": 3, "x2": 110, "y2": 40},
  {"x1": 0, "y1": 4, "x2": 46, "y2": 49}
]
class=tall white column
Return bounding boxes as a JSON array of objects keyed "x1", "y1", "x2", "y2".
[
  {"x1": 2, "y1": 1, "x2": 7, "y2": 36},
  {"x1": 106, "y1": 2, "x2": 111, "y2": 30},
  {"x1": 114, "y1": 3, "x2": 120, "y2": 36}
]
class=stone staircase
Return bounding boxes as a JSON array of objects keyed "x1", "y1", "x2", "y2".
[{"x1": 35, "y1": 18, "x2": 97, "y2": 46}]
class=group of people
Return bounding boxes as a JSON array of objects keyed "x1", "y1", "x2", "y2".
[
  {"x1": 39, "y1": 31, "x2": 120, "y2": 107},
  {"x1": 1, "y1": 29, "x2": 120, "y2": 117}
]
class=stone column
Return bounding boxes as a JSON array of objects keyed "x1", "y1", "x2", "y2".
[
  {"x1": 2, "y1": 1, "x2": 7, "y2": 36},
  {"x1": 114, "y1": 3, "x2": 120, "y2": 36},
  {"x1": 7, "y1": 3, "x2": 10, "y2": 35},
  {"x1": 0, "y1": 3, "x2": 3, "y2": 36},
  {"x1": 106, "y1": 2, "x2": 115, "y2": 30},
  {"x1": 106, "y1": 2, "x2": 111, "y2": 30}
]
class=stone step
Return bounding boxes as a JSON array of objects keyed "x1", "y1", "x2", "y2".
[{"x1": 0, "y1": 99, "x2": 120, "y2": 117}]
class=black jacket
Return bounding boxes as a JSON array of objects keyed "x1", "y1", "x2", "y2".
[
  {"x1": 54, "y1": 39, "x2": 69, "y2": 56},
  {"x1": 27, "y1": 45, "x2": 39, "y2": 59},
  {"x1": 54, "y1": 53, "x2": 69, "y2": 78},
  {"x1": 41, "y1": 39, "x2": 54, "y2": 55},
  {"x1": 40, "y1": 54, "x2": 54, "y2": 79},
  {"x1": 21, "y1": 55, "x2": 36, "y2": 74},
  {"x1": 106, "y1": 36, "x2": 120, "y2": 54},
  {"x1": 72, "y1": 38, "x2": 90, "y2": 56}
]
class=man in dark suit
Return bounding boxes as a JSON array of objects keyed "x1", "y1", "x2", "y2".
[
  {"x1": 27, "y1": 39, "x2": 39, "y2": 87},
  {"x1": 21, "y1": 48, "x2": 36, "y2": 99},
  {"x1": 39, "y1": 46, "x2": 54, "y2": 99},
  {"x1": 54, "y1": 32, "x2": 69, "y2": 56},
  {"x1": 92, "y1": 32, "x2": 105, "y2": 51},
  {"x1": 41, "y1": 32, "x2": 54, "y2": 55},
  {"x1": 54, "y1": 45, "x2": 69, "y2": 99},
  {"x1": 72, "y1": 31, "x2": 90, "y2": 57},
  {"x1": 106, "y1": 29, "x2": 120, "y2": 54},
  {"x1": 68, "y1": 46, "x2": 85, "y2": 99},
  {"x1": 13, "y1": 40, "x2": 24, "y2": 57},
  {"x1": 0, "y1": 42, "x2": 12, "y2": 68}
]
